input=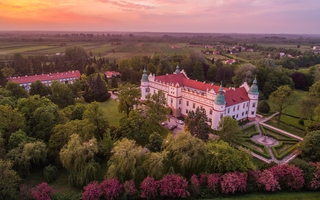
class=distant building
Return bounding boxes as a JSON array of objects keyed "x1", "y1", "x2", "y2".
[
  {"x1": 279, "y1": 52, "x2": 286, "y2": 58},
  {"x1": 8, "y1": 70, "x2": 81, "y2": 92},
  {"x1": 105, "y1": 71, "x2": 121, "y2": 79},
  {"x1": 225, "y1": 59, "x2": 237, "y2": 65},
  {"x1": 141, "y1": 66, "x2": 259, "y2": 130}
]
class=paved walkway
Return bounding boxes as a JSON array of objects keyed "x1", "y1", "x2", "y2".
[{"x1": 242, "y1": 112, "x2": 302, "y2": 164}]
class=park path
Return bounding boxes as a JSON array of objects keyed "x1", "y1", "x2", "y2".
[{"x1": 242, "y1": 113, "x2": 303, "y2": 164}]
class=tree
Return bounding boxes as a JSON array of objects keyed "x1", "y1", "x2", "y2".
[
  {"x1": 59, "y1": 134, "x2": 99, "y2": 187},
  {"x1": 5, "y1": 82, "x2": 28, "y2": 99},
  {"x1": 143, "y1": 151, "x2": 170, "y2": 180},
  {"x1": 184, "y1": 107, "x2": 211, "y2": 141},
  {"x1": 8, "y1": 129, "x2": 35, "y2": 150},
  {"x1": 217, "y1": 116, "x2": 243, "y2": 144},
  {"x1": 257, "y1": 100, "x2": 270, "y2": 113},
  {"x1": 145, "y1": 90, "x2": 170, "y2": 128},
  {"x1": 192, "y1": 61, "x2": 205, "y2": 81},
  {"x1": 269, "y1": 85, "x2": 294, "y2": 124},
  {"x1": 206, "y1": 64, "x2": 218, "y2": 82},
  {"x1": 106, "y1": 138, "x2": 146, "y2": 182},
  {"x1": 0, "y1": 104, "x2": 26, "y2": 142},
  {"x1": 262, "y1": 69, "x2": 294, "y2": 98},
  {"x1": 29, "y1": 80, "x2": 51, "y2": 97},
  {"x1": 83, "y1": 102, "x2": 109, "y2": 141},
  {"x1": 232, "y1": 63, "x2": 257, "y2": 86},
  {"x1": 111, "y1": 76, "x2": 118, "y2": 88},
  {"x1": 145, "y1": 132, "x2": 163, "y2": 152},
  {"x1": 83, "y1": 73, "x2": 110, "y2": 103},
  {"x1": 205, "y1": 140, "x2": 255, "y2": 173},
  {"x1": 118, "y1": 83, "x2": 141, "y2": 116},
  {"x1": 299, "y1": 130, "x2": 320, "y2": 162},
  {"x1": 162, "y1": 131, "x2": 207, "y2": 177},
  {"x1": 62, "y1": 103, "x2": 86, "y2": 121},
  {"x1": 7, "y1": 141, "x2": 47, "y2": 175},
  {"x1": 0, "y1": 159, "x2": 21, "y2": 200},
  {"x1": 50, "y1": 81, "x2": 75, "y2": 108}
]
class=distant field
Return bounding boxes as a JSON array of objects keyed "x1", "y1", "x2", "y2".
[{"x1": 260, "y1": 43, "x2": 311, "y2": 51}]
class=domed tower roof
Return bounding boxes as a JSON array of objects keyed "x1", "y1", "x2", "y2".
[
  {"x1": 141, "y1": 68, "x2": 149, "y2": 82},
  {"x1": 215, "y1": 84, "x2": 226, "y2": 105},
  {"x1": 248, "y1": 77, "x2": 259, "y2": 95},
  {"x1": 175, "y1": 65, "x2": 180, "y2": 74}
]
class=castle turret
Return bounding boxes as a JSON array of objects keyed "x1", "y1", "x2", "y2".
[
  {"x1": 247, "y1": 77, "x2": 259, "y2": 121},
  {"x1": 175, "y1": 65, "x2": 181, "y2": 74},
  {"x1": 212, "y1": 84, "x2": 226, "y2": 129},
  {"x1": 141, "y1": 68, "x2": 149, "y2": 100}
]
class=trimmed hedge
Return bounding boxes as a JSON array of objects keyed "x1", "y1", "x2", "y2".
[
  {"x1": 242, "y1": 139, "x2": 271, "y2": 159},
  {"x1": 271, "y1": 143, "x2": 299, "y2": 160}
]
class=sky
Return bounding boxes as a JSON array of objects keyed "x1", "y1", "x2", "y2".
[{"x1": 0, "y1": 0, "x2": 319, "y2": 34}]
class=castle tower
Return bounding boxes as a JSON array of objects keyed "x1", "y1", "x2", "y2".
[
  {"x1": 247, "y1": 77, "x2": 259, "y2": 121},
  {"x1": 175, "y1": 65, "x2": 181, "y2": 74},
  {"x1": 141, "y1": 68, "x2": 149, "y2": 100},
  {"x1": 212, "y1": 84, "x2": 226, "y2": 129}
]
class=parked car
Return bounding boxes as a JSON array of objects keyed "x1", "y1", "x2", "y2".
[
  {"x1": 169, "y1": 125, "x2": 177, "y2": 130},
  {"x1": 176, "y1": 120, "x2": 184, "y2": 125},
  {"x1": 161, "y1": 122, "x2": 167, "y2": 126}
]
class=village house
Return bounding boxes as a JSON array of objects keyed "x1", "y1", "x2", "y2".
[
  {"x1": 141, "y1": 66, "x2": 259, "y2": 130},
  {"x1": 8, "y1": 70, "x2": 81, "y2": 92},
  {"x1": 104, "y1": 71, "x2": 121, "y2": 79},
  {"x1": 225, "y1": 59, "x2": 237, "y2": 65}
]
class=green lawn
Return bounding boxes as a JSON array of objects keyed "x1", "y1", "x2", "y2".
[{"x1": 97, "y1": 99, "x2": 124, "y2": 127}]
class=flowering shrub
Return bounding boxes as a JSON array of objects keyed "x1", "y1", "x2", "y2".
[
  {"x1": 207, "y1": 173, "x2": 220, "y2": 192},
  {"x1": 31, "y1": 182, "x2": 55, "y2": 200},
  {"x1": 158, "y1": 174, "x2": 190, "y2": 199},
  {"x1": 269, "y1": 164, "x2": 305, "y2": 190},
  {"x1": 123, "y1": 179, "x2": 136, "y2": 196},
  {"x1": 246, "y1": 170, "x2": 261, "y2": 192},
  {"x1": 100, "y1": 178, "x2": 122, "y2": 200},
  {"x1": 309, "y1": 162, "x2": 320, "y2": 190},
  {"x1": 199, "y1": 173, "x2": 208, "y2": 186},
  {"x1": 140, "y1": 177, "x2": 158, "y2": 199},
  {"x1": 257, "y1": 169, "x2": 281, "y2": 192},
  {"x1": 190, "y1": 174, "x2": 200, "y2": 196},
  {"x1": 82, "y1": 181, "x2": 101, "y2": 200},
  {"x1": 220, "y1": 172, "x2": 247, "y2": 194}
]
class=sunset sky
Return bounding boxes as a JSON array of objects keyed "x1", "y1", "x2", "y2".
[{"x1": 0, "y1": 0, "x2": 319, "y2": 34}]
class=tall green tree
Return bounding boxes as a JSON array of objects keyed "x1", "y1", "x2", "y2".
[
  {"x1": 111, "y1": 76, "x2": 118, "y2": 88},
  {"x1": 205, "y1": 140, "x2": 255, "y2": 173},
  {"x1": 50, "y1": 81, "x2": 75, "y2": 108},
  {"x1": 0, "y1": 159, "x2": 21, "y2": 200},
  {"x1": 83, "y1": 102, "x2": 109, "y2": 141},
  {"x1": 83, "y1": 73, "x2": 110, "y2": 103},
  {"x1": 106, "y1": 138, "x2": 146, "y2": 183},
  {"x1": 142, "y1": 151, "x2": 170, "y2": 180},
  {"x1": 269, "y1": 85, "x2": 295, "y2": 124},
  {"x1": 184, "y1": 107, "x2": 211, "y2": 141},
  {"x1": 299, "y1": 130, "x2": 320, "y2": 162},
  {"x1": 192, "y1": 61, "x2": 205, "y2": 81},
  {"x1": 162, "y1": 131, "x2": 207, "y2": 177},
  {"x1": 7, "y1": 141, "x2": 47, "y2": 175},
  {"x1": 29, "y1": 80, "x2": 51, "y2": 97},
  {"x1": 206, "y1": 64, "x2": 218, "y2": 82},
  {"x1": 118, "y1": 83, "x2": 141, "y2": 117},
  {"x1": 5, "y1": 82, "x2": 28, "y2": 99},
  {"x1": 145, "y1": 90, "x2": 170, "y2": 128},
  {"x1": 59, "y1": 134, "x2": 99, "y2": 187},
  {"x1": 232, "y1": 63, "x2": 257, "y2": 86},
  {"x1": 217, "y1": 116, "x2": 243, "y2": 144}
]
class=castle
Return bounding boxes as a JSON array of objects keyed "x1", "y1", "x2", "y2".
[{"x1": 141, "y1": 66, "x2": 259, "y2": 130}]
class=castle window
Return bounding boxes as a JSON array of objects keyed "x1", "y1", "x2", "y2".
[
  {"x1": 193, "y1": 103, "x2": 195, "y2": 109},
  {"x1": 233, "y1": 106, "x2": 235, "y2": 111},
  {"x1": 171, "y1": 98, "x2": 173, "y2": 103},
  {"x1": 186, "y1": 109, "x2": 189, "y2": 113},
  {"x1": 187, "y1": 101, "x2": 189, "y2": 106},
  {"x1": 210, "y1": 109, "x2": 212, "y2": 115},
  {"x1": 236, "y1": 114, "x2": 238, "y2": 118},
  {"x1": 228, "y1": 108, "x2": 230, "y2": 113},
  {"x1": 243, "y1": 103, "x2": 245, "y2": 108},
  {"x1": 251, "y1": 111, "x2": 255, "y2": 115},
  {"x1": 220, "y1": 114, "x2": 223, "y2": 119},
  {"x1": 242, "y1": 112, "x2": 244, "y2": 116},
  {"x1": 237, "y1": 105, "x2": 239, "y2": 110},
  {"x1": 179, "y1": 99, "x2": 182, "y2": 104},
  {"x1": 252, "y1": 103, "x2": 256, "y2": 108}
]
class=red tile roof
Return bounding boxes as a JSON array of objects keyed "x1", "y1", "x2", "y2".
[
  {"x1": 9, "y1": 71, "x2": 81, "y2": 84},
  {"x1": 224, "y1": 87, "x2": 250, "y2": 106},
  {"x1": 105, "y1": 71, "x2": 121, "y2": 78},
  {"x1": 154, "y1": 73, "x2": 226, "y2": 93},
  {"x1": 154, "y1": 73, "x2": 249, "y2": 107}
]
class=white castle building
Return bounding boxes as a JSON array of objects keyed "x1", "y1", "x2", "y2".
[{"x1": 141, "y1": 66, "x2": 259, "y2": 130}]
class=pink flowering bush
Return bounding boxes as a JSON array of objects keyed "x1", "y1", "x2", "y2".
[
  {"x1": 199, "y1": 173, "x2": 208, "y2": 186},
  {"x1": 100, "y1": 178, "x2": 123, "y2": 200},
  {"x1": 220, "y1": 172, "x2": 247, "y2": 194},
  {"x1": 123, "y1": 179, "x2": 136, "y2": 197},
  {"x1": 190, "y1": 174, "x2": 201, "y2": 197},
  {"x1": 140, "y1": 177, "x2": 158, "y2": 199},
  {"x1": 309, "y1": 162, "x2": 320, "y2": 190},
  {"x1": 246, "y1": 170, "x2": 261, "y2": 192},
  {"x1": 31, "y1": 182, "x2": 55, "y2": 200},
  {"x1": 158, "y1": 174, "x2": 190, "y2": 199},
  {"x1": 269, "y1": 164, "x2": 305, "y2": 190},
  {"x1": 207, "y1": 173, "x2": 220, "y2": 192},
  {"x1": 257, "y1": 169, "x2": 281, "y2": 192},
  {"x1": 82, "y1": 181, "x2": 101, "y2": 200}
]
